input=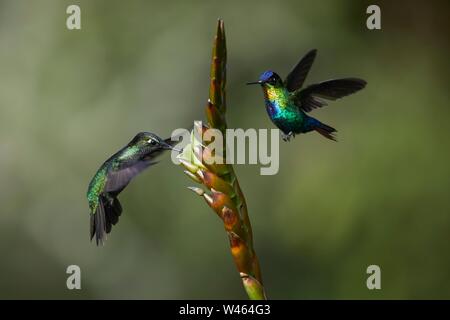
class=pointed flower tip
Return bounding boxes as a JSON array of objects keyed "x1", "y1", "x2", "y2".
[
  {"x1": 203, "y1": 193, "x2": 213, "y2": 205},
  {"x1": 187, "y1": 186, "x2": 204, "y2": 196},
  {"x1": 184, "y1": 170, "x2": 202, "y2": 183},
  {"x1": 196, "y1": 169, "x2": 205, "y2": 180},
  {"x1": 178, "y1": 158, "x2": 199, "y2": 173}
]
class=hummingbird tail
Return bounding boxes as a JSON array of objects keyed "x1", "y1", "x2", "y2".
[
  {"x1": 307, "y1": 117, "x2": 337, "y2": 142},
  {"x1": 315, "y1": 123, "x2": 337, "y2": 141},
  {"x1": 90, "y1": 196, "x2": 123, "y2": 246}
]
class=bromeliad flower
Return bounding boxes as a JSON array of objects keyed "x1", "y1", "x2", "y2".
[{"x1": 177, "y1": 20, "x2": 266, "y2": 300}]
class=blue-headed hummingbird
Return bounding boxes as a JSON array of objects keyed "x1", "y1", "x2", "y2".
[{"x1": 247, "y1": 49, "x2": 366, "y2": 141}]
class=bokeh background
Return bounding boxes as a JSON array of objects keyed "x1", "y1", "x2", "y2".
[{"x1": 0, "y1": 0, "x2": 449, "y2": 299}]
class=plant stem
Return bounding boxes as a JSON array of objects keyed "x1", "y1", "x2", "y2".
[{"x1": 178, "y1": 20, "x2": 267, "y2": 300}]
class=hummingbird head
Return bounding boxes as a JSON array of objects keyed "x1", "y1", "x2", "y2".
[
  {"x1": 129, "y1": 132, "x2": 181, "y2": 152},
  {"x1": 247, "y1": 71, "x2": 283, "y2": 88}
]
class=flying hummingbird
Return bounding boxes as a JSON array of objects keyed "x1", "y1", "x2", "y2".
[
  {"x1": 87, "y1": 132, "x2": 179, "y2": 245},
  {"x1": 247, "y1": 49, "x2": 366, "y2": 141}
]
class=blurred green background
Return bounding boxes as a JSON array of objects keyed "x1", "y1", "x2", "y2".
[{"x1": 0, "y1": 0, "x2": 449, "y2": 299}]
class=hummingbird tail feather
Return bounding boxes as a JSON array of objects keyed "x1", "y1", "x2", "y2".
[
  {"x1": 312, "y1": 120, "x2": 337, "y2": 141},
  {"x1": 90, "y1": 196, "x2": 122, "y2": 246},
  {"x1": 305, "y1": 116, "x2": 337, "y2": 141},
  {"x1": 315, "y1": 123, "x2": 337, "y2": 141},
  {"x1": 90, "y1": 201, "x2": 106, "y2": 245}
]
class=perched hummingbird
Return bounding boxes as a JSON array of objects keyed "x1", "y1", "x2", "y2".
[
  {"x1": 87, "y1": 132, "x2": 179, "y2": 245},
  {"x1": 247, "y1": 49, "x2": 366, "y2": 141}
]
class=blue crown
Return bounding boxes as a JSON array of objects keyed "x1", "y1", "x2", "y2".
[{"x1": 259, "y1": 70, "x2": 274, "y2": 82}]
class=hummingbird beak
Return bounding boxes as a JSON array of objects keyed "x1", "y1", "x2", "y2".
[
  {"x1": 160, "y1": 141, "x2": 182, "y2": 153},
  {"x1": 246, "y1": 81, "x2": 262, "y2": 85}
]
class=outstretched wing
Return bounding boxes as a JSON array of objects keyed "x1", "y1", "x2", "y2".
[
  {"x1": 105, "y1": 160, "x2": 156, "y2": 193},
  {"x1": 285, "y1": 49, "x2": 317, "y2": 92},
  {"x1": 295, "y1": 78, "x2": 367, "y2": 112}
]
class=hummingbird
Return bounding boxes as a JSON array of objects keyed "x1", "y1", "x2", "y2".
[
  {"x1": 87, "y1": 132, "x2": 180, "y2": 245},
  {"x1": 247, "y1": 49, "x2": 366, "y2": 141}
]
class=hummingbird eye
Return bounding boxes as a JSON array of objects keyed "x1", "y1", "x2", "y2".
[{"x1": 147, "y1": 138, "x2": 157, "y2": 145}]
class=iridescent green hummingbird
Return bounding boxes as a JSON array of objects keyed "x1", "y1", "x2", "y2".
[
  {"x1": 87, "y1": 132, "x2": 179, "y2": 245},
  {"x1": 247, "y1": 49, "x2": 366, "y2": 141}
]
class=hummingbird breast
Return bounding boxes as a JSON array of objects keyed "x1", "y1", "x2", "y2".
[{"x1": 263, "y1": 87, "x2": 304, "y2": 134}]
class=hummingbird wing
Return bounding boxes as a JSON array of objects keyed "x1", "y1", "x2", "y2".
[
  {"x1": 284, "y1": 49, "x2": 317, "y2": 92},
  {"x1": 105, "y1": 160, "x2": 156, "y2": 193},
  {"x1": 294, "y1": 78, "x2": 367, "y2": 112},
  {"x1": 104, "y1": 138, "x2": 177, "y2": 193}
]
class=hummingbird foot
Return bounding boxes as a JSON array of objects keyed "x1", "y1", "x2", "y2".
[{"x1": 281, "y1": 131, "x2": 295, "y2": 142}]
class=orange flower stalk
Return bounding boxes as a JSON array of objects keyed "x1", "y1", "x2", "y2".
[{"x1": 177, "y1": 20, "x2": 267, "y2": 300}]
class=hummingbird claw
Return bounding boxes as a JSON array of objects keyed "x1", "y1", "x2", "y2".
[{"x1": 281, "y1": 131, "x2": 295, "y2": 142}]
